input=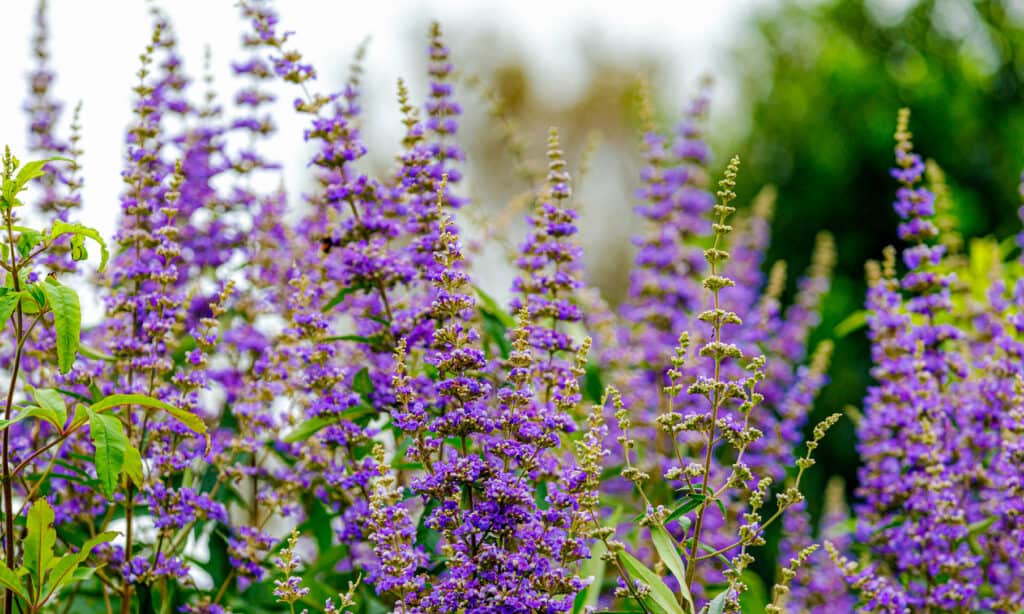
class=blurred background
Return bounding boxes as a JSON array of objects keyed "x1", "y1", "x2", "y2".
[{"x1": 3, "y1": 0, "x2": 1024, "y2": 559}]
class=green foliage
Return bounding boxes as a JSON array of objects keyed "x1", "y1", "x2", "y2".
[
  {"x1": 727, "y1": 0, "x2": 1024, "y2": 552},
  {"x1": 48, "y1": 221, "x2": 109, "y2": 272},
  {"x1": 706, "y1": 590, "x2": 728, "y2": 614},
  {"x1": 87, "y1": 393, "x2": 207, "y2": 435},
  {"x1": 88, "y1": 410, "x2": 129, "y2": 497},
  {"x1": 39, "y1": 280, "x2": 81, "y2": 374},
  {"x1": 28, "y1": 388, "x2": 68, "y2": 427},
  {"x1": 3, "y1": 500, "x2": 115, "y2": 612},
  {"x1": 284, "y1": 416, "x2": 335, "y2": 444},
  {"x1": 0, "y1": 143, "x2": 200, "y2": 612},
  {"x1": 618, "y1": 550, "x2": 685, "y2": 614},
  {"x1": 572, "y1": 540, "x2": 608, "y2": 614},
  {"x1": 650, "y1": 524, "x2": 695, "y2": 612},
  {"x1": 24, "y1": 498, "x2": 58, "y2": 594},
  {"x1": 0, "y1": 156, "x2": 71, "y2": 209},
  {"x1": 0, "y1": 289, "x2": 19, "y2": 325}
]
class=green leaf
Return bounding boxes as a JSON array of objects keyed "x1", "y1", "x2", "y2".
[
  {"x1": 415, "y1": 499, "x2": 442, "y2": 559},
  {"x1": 49, "y1": 221, "x2": 109, "y2": 273},
  {"x1": 965, "y1": 516, "x2": 997, "y2": 556},
  {"x1": 44, "y1": 531, "x2": 117, "y2": 598},
  {"x1": 16, "y1": 229, "x2": 43, "y2": 259},
  {"x1": 69, "y1": 234, "x2": 88, "y2": 262},
  {"x1": 15, "y1": 158, "x2": 72, "y2": 192},
  {"x1": 698, "y1": 542, "x2": 737, "y2": 572},
  {"x1": 480, "y1": 310, "x2": 512, "y2": 359},
  {"x1": 88, "y1": 411, "x2": 128, "y2": 497},
  {"x1": 77, "y1": 343, "x2": 116, "y2": 362},
  {"x1": 88, "y1": 394, "x2": 206, "y2": 435},
  {"x1": 29, "y1": 388, "x2": 68, "y2": 430},
  {"x1": 650, "y1": 524, "x2": 694, "y2": 613},
  {"x1": 352, "y1": 368, "x2": 373, "y2": 396},
  {"x1": 26, "y1": 283, "x2": 47, "y2": 312},
  {"x1": 0, "y1": 566, "x2": 27, "y2": 602},
  {"x1": 618, "y1": 550, "x2": 685, "y2": 614},
  {"x1": 67, "y1": 566, "x2": 95, "y2": 583},
  {"x1": 321, "y1": 283, "x2": 368, "y2": 313},
  {"x1": 123, "y1": 445, "x2": 144, "y2": 488},
  {"x1": 707, "y1": 589, "x2": 728, "y2": 614},
  {"x1": 323, "y1": 334, "x2": 386, "y2": 349},
  {"x1": 738, "y1": 569, "x2": 768, "y2": 610},
  {"x1": 474, "y1": 285, "x2": 515, "y2": 327},
  {"x1": 0, "y1": 289, "x2": 19, "y2": 325},
  {"x1": 967, "y1": 516, "x2": 996, "y2": 535},
  {"x1": 2, "y1": 157, "x2": 71, "y2": 208},
  {"x1": 834, "y1": 310, "x2": 868, "y2": 338},
  {"x1": 297, "y1": 497, "x2": 334, "y2": 553},
  {"x1": 573, "y1": 540, "x2": 608, "y2": 614},
  {"x1": 40, "y1": 280, "x2": 81, "y2": 374},
  {"x1": 665, "y1": 494, "x2": 704, "y2": 524},
  {"x1": 69, "y1": 404, "x2": 88, "y2": 431},
  {"x1": 24, "y1": 499, "x2": 57, "y2": 598},
  {"x1": 283, "y1": 416, "x2": 334, "y2": 443},
  {"x1": 573, "y1": 507, "x2": 621, "y2": 613},
  {"x1": 0, "y1": 406, "x2": 63, "y2": 432},
  {"x1": 583, "y1": 362, "x2": 604, "y2": 404}
]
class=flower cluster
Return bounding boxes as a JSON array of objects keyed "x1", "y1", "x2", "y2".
[
  {"x1": 827, "y1": 109, "x2": 1024, "y2": 611},
  {"x1": 9, "y1": 3, "x2": 1024, "y2": 614}
]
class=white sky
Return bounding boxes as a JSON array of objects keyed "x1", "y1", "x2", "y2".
[{"x1": 0, "y1": 0, "x2": 772, "y2": 239}]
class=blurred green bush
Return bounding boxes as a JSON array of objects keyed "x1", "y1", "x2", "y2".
[{"x1": 731, "y1": 0, "x2": 1024, "y2": 527}]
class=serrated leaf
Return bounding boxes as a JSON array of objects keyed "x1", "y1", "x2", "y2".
[
  {"x1": 49, "y1": 221, "x2": 109, "y2": 272},
  {"x1": 618, "y1": 550, "x2": 685, "y2": 614},
  {"x1": 0, "y1": 566, "x2": 27, "y2": 602},
  {"x1": 16, "y1": 229, "x2": 43, "y2": 259},
  {"x1": 0, "y1": 289, "x2": 19, "y2": 325},
  {"x1": 651, "y1": 524, "x2": 694, "y2": 613},
  {"x1": 26, "y1": 284, "x2": 47, "y2": 313},
  {"x1": 24, "y1": 499, "x2": 57, "y2": 598},
  {"x1": 88, "y1": 394, "x2": 206, "y2": 435},
  {"x1": 44, "y1": 530, "x2": 117, "y2": 599},
  {"x1": 2, "y1": 157, "x2": 71, "y2": 208},
  {"x1": 15, "y1": 158, "x2": 71, "y2": 192},
  {"x1": 89, "y1": 411, "x2": 128, "y2": 497},
  {"x1": 69, "y1": 404, "x2": 88, "y2": 430},
  {"x1": 40, "y1": 281, "x2": 81, "y2": 374},
  {"x1": 29, "y1": 388, "x2": 67, "y2": 430},
  {"x1": 0, "y1": 406, "x2": 63, "y2": 432}
]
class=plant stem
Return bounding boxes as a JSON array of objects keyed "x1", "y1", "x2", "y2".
[{"x1": 3, "y1": 208, "x2": 24, "y2": 614}]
